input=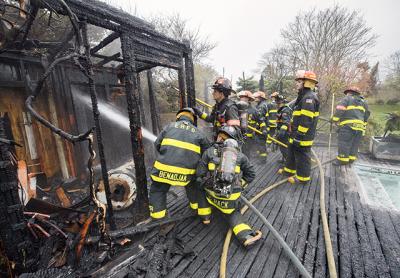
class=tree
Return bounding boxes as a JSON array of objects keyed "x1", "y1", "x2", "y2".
[
  {"x1": 262, "y1": 5, "x2": 377, "y2": 105},
  {"x1": 236, "y1": 74, "x2": 258, "y2": 92},
  {"x1": 147, "y1": 13, "x2": 217, "y2": 63}
]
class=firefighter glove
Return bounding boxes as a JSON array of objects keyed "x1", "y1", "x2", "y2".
[
  {"x1": 240, "y1": 179, "x2": 248, "y2": 189},
  {"x1": 193, "y1": 107, "x2": 203, "y2": 117}
]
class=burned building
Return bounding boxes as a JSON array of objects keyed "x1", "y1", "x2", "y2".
[{"x1": 0, "y1": 0, "x2": 197, "y2": 275}]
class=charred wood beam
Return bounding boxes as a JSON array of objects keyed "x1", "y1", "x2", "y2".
[
  {"x1": 90, "y1": 32, "x2": 120, "y2": 55},
  {"x1": 20, "y1": 5, "x2": 39, "y2": 46},
  {"x1": 147, "y1": 70, "x2": 160, "y2": 134},
  {"x1": 36, "y1": 0, "x2": 187, "y2": 49},
  {"x1": 92, "y1": 53, "x2": 123, "y2": 63},
  {"x1": 95, "y1": 52, "x2": 121, "y2": 67},
  {"x1": 120, "y1": 33, "x2": 149, "y2": 221},
  {"x1": 86, "y1": 213, "x2": 194, "y2": 243},
  {"x1": 184, "y1": 46, "x2": 196, "y2": 107},
  {"x1": 82, "y1": 22, "x2": 116, "y2": 229},
  {"x1": 178, "y1": 67, "x2": 187, "y2": 108},
  {"x1": 136, "y1": 73, "x2": 146, "y2": 127}
]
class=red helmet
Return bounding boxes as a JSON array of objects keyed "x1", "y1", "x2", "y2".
[
  {"x1": 344, "y1": 86, "x2": 361, "y2": 94},
  {"x1": 295, "y1": 70, "x2": 318, "y2": 83}
]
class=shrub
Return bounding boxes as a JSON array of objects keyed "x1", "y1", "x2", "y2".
[
  {"x1": 386, "y1": 98, "x2": 400, "y2": 105},
  {"x1": 375, "y1": 99, "x2": 385, "y2": 105}
]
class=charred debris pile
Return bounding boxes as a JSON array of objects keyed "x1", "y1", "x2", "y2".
[{"x1": 0, "y1": 0, "x2": 197, "y2": 276}]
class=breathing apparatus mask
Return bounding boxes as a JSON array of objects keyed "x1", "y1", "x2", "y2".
[{"x1": 236, "y1": 101, "x2": 249, "y2": 131}]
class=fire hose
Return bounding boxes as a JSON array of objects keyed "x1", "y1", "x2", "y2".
[{"x1": 219, "y1": 156, "x2": 337, "y2": 278}]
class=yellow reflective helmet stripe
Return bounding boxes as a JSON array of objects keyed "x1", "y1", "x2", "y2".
[
  {"x1": 161, "y1": 138, "x2": 200, "y2": 154},
  {"x1": 233, "y1": 223, "x2": 252, "y2": 235},
  {"x1": 154, "y1": 161, "x2": 196, "y2": 175}
]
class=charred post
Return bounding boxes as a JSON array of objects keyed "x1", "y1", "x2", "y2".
[
  {"x1": 136, "y1": 73, "x2": 147, "y2": 127},
  {"x1": 82, "y1": 22, "x2": 116, "y2": 229},
  {"x1": 147, "y1": 70, "x2": 160, "y2": 134},
  {"x1": 120, "y1": 33, "x2": 149, "y2": 221},
  {"x1": 178, "y1": 67, "x2": 187, "y2": 108},
  {"x1": 184, "y1": 47, "x2": 196, "y2": 107}
]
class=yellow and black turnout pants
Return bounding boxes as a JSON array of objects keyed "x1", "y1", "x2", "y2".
[
  {"x1": 276, "y1": 130, "x2": 289, "y2": 162},
  {"x1": 337, "y1": 125, "x2": 363, "y2": 164},
  {"x1": 204, "y1": 187, "x2": 255, "y2": 244},
  {"x1": 149, "y1": 180, "x2": 211, "y2": 220},
  {"x1": 284, "y1": 141, "x2": 312, "y2": 182}
]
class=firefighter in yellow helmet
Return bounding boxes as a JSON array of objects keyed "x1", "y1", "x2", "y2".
[
  {"x1": 237, "y1": 90, "x2": 257, "y2": 159},
  {"x1": 193, "y1": 77, "x2": 240, "y2": 137},
  {"x1": 149, "y1": 108, "x2": 212, "y2": 223},
  {"x1": 279, "y1": 70, "x2": 320, "y2": 184},
  {"x1": 195, "y1": 126, "x2": 262, "y2": 247},
  {"x1": 332, "y1": 86, "x2": 370, "y2": 165}
]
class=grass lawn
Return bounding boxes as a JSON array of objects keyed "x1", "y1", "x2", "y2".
[
  {"x1": 369, "y1": 104, "x2": 400, "y2": 123},
  {"x1": 368, "y1": 104, "x2": 400, "y2": 135}
]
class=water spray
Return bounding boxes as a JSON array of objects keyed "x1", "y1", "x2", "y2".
[{"x1": 73, "y1": 90, "x2": 157, "y2": 143}]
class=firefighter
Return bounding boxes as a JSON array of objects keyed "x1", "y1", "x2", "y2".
[
  {"x1": 266, "y1": 92, "x2": 279, "y2": 151},
  {"x1": 196, "y1": 125, "x2": 262, "y2": 247},
  {"x1": 279, "y1": 70, "x2": 320, "y2": 184},
  {"x1": 332, "y1": 86, "x2": 370, "y2": 165},
  {"x1": 275, "y1": 95, "x2": 292, "y2": 163},
  {"x1": 149, "y1": 108, "x2": 212, "y2": 223},
  {"x1": 237, "y1": 90, "x2": 257, "y2": 159},
  {"x1": 253, "y1": 91, "x2": 269, "y2": 159},
  {"x1": 193, "y1": 77, "x2": 240, "y2": 137}
]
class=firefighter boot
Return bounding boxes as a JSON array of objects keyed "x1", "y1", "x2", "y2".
[
  {"x1": 243, "y1": 230, "x2": 262, "y2": 247},
  {"x1": 288, "y1": 176, "x2": 308, "y2": 185}
]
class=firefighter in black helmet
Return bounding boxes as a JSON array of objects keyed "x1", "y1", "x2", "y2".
[
  {"x1": 253, "y1": 91, "x2": 269, "y2": 159},
  {"x1": 193, "y1": 77, "x2": 240, "y2": 137},
  {"x1": 149, "y1": 108, "x2": 212, "y2": 223},
  {"x1": 196, "y1": 126, "x2": 262, "y2": 247},
  {"x1": 278, "y1": 70, "x2": 320, "y2": 184},
  {"x1": 266, "y1": 92, "x2": 279, "y2": 151},
  {"x1": 332, "y1": 86, "x2": 370, "y2": 165}
]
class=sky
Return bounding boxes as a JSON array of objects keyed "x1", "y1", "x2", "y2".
[{"x1": 103, "y1": 0, "x2": 400, "y2": 83}]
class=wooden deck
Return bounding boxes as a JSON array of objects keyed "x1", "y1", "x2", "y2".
[{"x1": 151, "y1": 147, "x2": 400, "y2": 278}]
